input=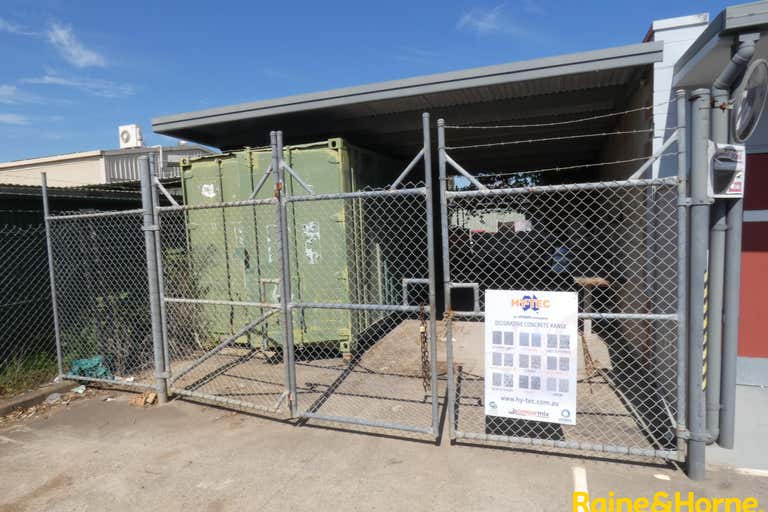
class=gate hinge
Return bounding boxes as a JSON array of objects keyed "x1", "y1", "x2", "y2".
[
  {"x1": 678, "y1": 198, "x2": 714, "y2": 207},
  {"x1": 678, "y1": 429, "x2": 713, "y2": 443},
  {"x1": 142, "y1": 224, "x2": 160, "y2": 232},
  {"x1": 155, "y1": 371, "x2": 171, "y2": 379}
]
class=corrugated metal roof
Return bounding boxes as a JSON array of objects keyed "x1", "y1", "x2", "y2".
[{"x1": 152, "y1": 42, "x2": 662, "y2": 161}]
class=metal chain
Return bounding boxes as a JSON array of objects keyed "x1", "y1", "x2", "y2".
[{"x1": 418, "y1": 304, "x2": 430, "y2": 392}]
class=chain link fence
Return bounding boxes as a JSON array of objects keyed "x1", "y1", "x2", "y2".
[
  {"x1": 159, "y1": 199, "x2": 290, "y2": 415},
  {"x1": 47, "y1": 209, "x2": 157, "y2": 390},
  {"x1": 287, "y1": 188, "x2": 438, "y2": 433},
  {"x1": 0, "y1": 219, "x2": 56, "y2": 396},
  {"x1": 35, "y1": 112, "x2": 688, "y2": 461},
  {"x1": 440, "y1": 152, "x2": 682, "y2": 458}
]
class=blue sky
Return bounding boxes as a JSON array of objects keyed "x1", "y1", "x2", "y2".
[{"x1": 0, "y1": 0, "x2": 729, "y2": 162}]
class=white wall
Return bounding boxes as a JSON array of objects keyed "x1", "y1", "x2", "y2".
[
  {"x1": 650, "y1": 14, "x2": 709, "y2": 179},
  {"x1": 0, "y1": 155, "x2": 106, "y2": 187}
]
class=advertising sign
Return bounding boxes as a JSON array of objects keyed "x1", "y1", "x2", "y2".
[{"x1": 484, "y1": 290, "x2": 579, "y2": 425}]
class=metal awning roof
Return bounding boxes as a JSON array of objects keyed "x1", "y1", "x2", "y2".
[
  {"x1": 153, "y1": 42, "x2": 662, "y2": 169},
  {"x1": 674, "y1": 1, "x2": 768, "y2": 88}
]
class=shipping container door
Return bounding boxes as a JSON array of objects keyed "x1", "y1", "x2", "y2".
[
  {"x1": 286, "y1": 141, "x2": 352, "y2": 353},
  {"x1": 182, "y1": 157, "x2": 231, "y2": 335},
  {"x1": 218, "y1": 151, "x2": 261, "y2": 343},
  {"x1": 248, "y1": 149, "x2": 286, "y2": 348}
]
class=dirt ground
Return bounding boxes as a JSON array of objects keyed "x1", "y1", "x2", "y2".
[{"x1": 1, "y1": 390, "x2": 767, "y2": 512}]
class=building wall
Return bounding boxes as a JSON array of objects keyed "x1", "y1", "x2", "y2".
[
  {"x1": 596, "y1": 79, "x2": 653, "y2": 181},
  {"x1": 736, "y1": 148, "x2": 768, "y2": 385},
  {"x1": 649, "y1": 14, "x2": 709, "y2": 179},
  {"x1": 0, "y1": 155, "x2": 106, "y2": 187}
]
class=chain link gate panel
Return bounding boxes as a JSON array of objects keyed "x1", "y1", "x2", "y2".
[
  {"x1": 47, "y1": 208, "x2": 158, "y2": 391},
  {"x1": 153, "y1": 122, "x2": 441, "y2": 435},
  {"x1": 438, "y1": 120, "x2": 683, "y2": 460},
  {"x1": 157, "y1": 197, "x2": 291, "y2": 416},
  {"x1": 281, "y1": 117, "x2": 441, "y2": 436},
  {"x1": 287, "y1": 188, "x2": 439, "y2": 435}
]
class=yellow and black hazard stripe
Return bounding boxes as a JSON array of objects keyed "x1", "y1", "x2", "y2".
[{"x1": 702, "y1": 270, "x2": 708, "y2": 391}]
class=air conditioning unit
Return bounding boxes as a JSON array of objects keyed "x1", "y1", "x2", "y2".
[{"x1": 118, "y1": 124, "x2": 143, "y2": 149}]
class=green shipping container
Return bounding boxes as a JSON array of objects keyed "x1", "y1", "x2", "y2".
[{"x1": 180, "y1": 139, "x2": 403, "y2": 356}]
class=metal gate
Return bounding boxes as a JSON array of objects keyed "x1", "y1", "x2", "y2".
[
  {"x1": 43, "y1": 109, "x2": 685, "y2": 457},
  {"x1": 45, "y1": 116, "x2": 441, "y2": 438},
  {"x1": 158, "y1": 121, "x2": 440, "y2": 434},
  {"x1": 437, "y1": 118, "x2": 685, "y2": 460}
]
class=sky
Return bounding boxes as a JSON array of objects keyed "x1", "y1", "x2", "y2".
[{"x1": 0, "y1": 0, "x2": 730, "y2": 162}]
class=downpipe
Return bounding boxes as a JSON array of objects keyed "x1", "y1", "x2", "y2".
[{"x1": 712, "y1": 33, "x2": 759, "y2": 449}]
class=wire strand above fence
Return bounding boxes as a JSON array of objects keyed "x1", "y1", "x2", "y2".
[
  {"x1": 464, "y1": 152, "x2": 682, "y2": 179},
  {"x1": 443, "y1": 100, "x2": 676, "y2": 129},
  {"x1": 444, "y1": 128, "x2": 658, "y2": 151}
]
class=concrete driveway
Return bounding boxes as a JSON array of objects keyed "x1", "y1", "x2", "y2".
[{"x1": 0, "y1": 390, "x2": 766, "y2": 512}]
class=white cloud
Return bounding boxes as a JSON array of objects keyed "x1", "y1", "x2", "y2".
[
  {"x1": 0, "y1": 17, "x2": 37, "y2": 36},
  {"x1": 458, "y1": 4, "x2": 506, "y2": 34},
  {"x1": 47, "y1": 22, "x2": 105, "y2": 68},
  {"x1": 0, "y1": 84, "x2": 42, "y2": 104},
  {"x1": 394, "y1": 46, "x2": 442, "y2": 63},
  {"x1": 0, "y1": 114, "x2": 29, "y2": 125},
  {"x1": 23, "y1": 74, "x2": 134, "y2": 98},
  {"x1": 521, "y1": 0, "x2": 546, "y2": 15},
  {"x1": 457, "y1": 3, "x2": 537, "y2": 36}
]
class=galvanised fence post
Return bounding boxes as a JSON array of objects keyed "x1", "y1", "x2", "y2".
[
  {"x1": 686, "y1": 89, "x2": 711, "y2": 480},
  {"x1": 41, "y1": 173, "x2": 64, "y2": 378},
  {"x1": 422, "y1": 112, "x2": 440, "y2": 437},
  {"x1": 139, "y1": 156, "x2": 168, "y2": 403}
]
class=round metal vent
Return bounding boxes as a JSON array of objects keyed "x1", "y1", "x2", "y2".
[{"x1": 732, "y1": 58, "x2": 768, "y2": 143}]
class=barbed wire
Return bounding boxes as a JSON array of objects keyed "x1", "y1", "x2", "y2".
[
  {"x1": 459, "y1": 152, "x2": 682, "y2": 179},
  {"x1": 445, "y1": 128, "x2": 658, "y2": 151},
  {"x1": 443, "y1": 100, "x2": 677, "y2": 129}
]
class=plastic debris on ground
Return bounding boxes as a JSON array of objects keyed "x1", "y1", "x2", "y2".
[
  {"x1": 68, "y1": 355, "x2": 113, "y2": 380},
  {"x1": 45, "y1": 393, "x2": 62, "y2": 403}
]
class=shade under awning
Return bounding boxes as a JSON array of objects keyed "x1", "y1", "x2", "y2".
[{"x1": 153, "y1": 42, "x2": 662, "y2": 171}]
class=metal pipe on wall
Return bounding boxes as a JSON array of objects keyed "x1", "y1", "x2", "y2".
[
  {"x1": 686, "y1": 89, "x2": 711, "y2": 481},
  {"x1": 705, "y1": 86, "x2": 729, "y2": 442},
  {"x1": 720, "y1": 33, "x2": 759, "y2": 449},
  {"x1": 675, "y1": 90, "x2": 689, "y2": 447}
]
